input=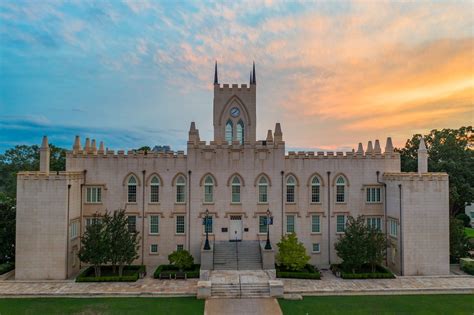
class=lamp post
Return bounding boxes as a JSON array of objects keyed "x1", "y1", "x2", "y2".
[
  {"x1": 204, "y1": 209, "x2": 211, "y2": 250},
  {"x1": 265, "y1": 209, "x2": 272, "y2": 250}
]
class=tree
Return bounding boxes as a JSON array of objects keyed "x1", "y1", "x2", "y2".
[
  {"x1": 396, "y1": 127, "x2": 474, "y2": 215},
  {"x1": 78, "y1": 214, "x2": 108, "y2": 277},
  {"x1": 276, "y1": 233, "x2": 310, "y2": 271},
  {"x1": 135, "y1": 146, "x2": 151, "y2": 152},
  {"x1": 0, "y1": 144, "x2": 66, "y2": 199},
  {"x1": 106, "y1": 209, "x2": 140, "y2": 277},
  {"x1": 168, "y1": 249, "x2": 194, "y2": 271},
  {"x1": 455, "y1": 213, "x2": 471, "y2": 228},
  {"x1": 0, "y1": 193, "x2": 15, "y2": 263},
  {"x1": 334, "y1": 216, "x2": 368, "y2": 273},
  {"x1": 366, "y1": 226, "x2": 387, "y2": 273},
  {"x1": 450, "y1": 217, "x2": 471, "y2": 262}
]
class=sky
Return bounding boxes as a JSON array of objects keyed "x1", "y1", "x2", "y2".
[{"x1": 0, "y1": 0, "x2": 473, "y2": 153}]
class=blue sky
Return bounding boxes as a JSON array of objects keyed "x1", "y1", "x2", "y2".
[{"x1": 1, "y1": 0, "x2": 472, "y2": 153}]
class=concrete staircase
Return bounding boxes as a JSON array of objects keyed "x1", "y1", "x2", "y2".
[{"x1": 213, "y1": 241, "x2": 262, "y2": 270}]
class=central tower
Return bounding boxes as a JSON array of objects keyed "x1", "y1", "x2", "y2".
[{"x1": 213, "y1": 62, "x2": 257, "y2": 144}]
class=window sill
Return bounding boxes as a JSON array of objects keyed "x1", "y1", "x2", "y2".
[
  {"x1": 285, "y1": 202, "x2": 296, "y2": 205},
  {"x1": 149, "y1": 233, "x2": 160, "y2": 236},
  {"x1": 258, "y1": 232, "x2": 268, "y2": 235},
  {"x1": 175, "y1": 233, "x2": 186, "y2": 236},
  {"x1": 149, "y1": 252, "x2": 160, "y2": 256},
  {"x1": 336, "y1": 232, "x2": 345, "y2": 234},
  {"x1": 310, "y1": 232, "x2": 322, "y2": 235},
  {"x1": 174, "y1": 202, "x2": 187, "y2": 205},
  {"x1": 257, "y1": 202, "x2": 269, "y2": 205},
  {"x1": 203, "y1": 202, "x2": 214, "y2": 205},
  {"x1": 149, "y1": 202, "x2": 161, "y2": 205},
  {"x1": 311, "y1": 251, "x2": 321, "y2": 254},
  {"x1": 202, "y1": 233, "x2": 214, "y2": 236},
  {"x1": 85, "y1": 202, "x2": 103, "y2": 205},
  {"x1": 126, "y1": 202, "x2": 138, "y2": 205},
  {"x1": 335, "y1": 202, "x2": 347, "y2": 205},
  {"x1": 230, "y1": 202, "x2": 242, "y2": 205},
  {"x1": 310, "y1": 202, "x2": 322, "y2": 205},
  {"x1": 366, "y1": 202, "x2": 383, "y2": 204}
]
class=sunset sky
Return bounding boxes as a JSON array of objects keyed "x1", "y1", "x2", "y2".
[{"x1": 0, "y1": 0, "x2": 473, "y2": 152}]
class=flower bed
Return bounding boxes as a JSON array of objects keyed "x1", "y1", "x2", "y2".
[
  {"x1": 76, "y1": 265, "x2": 145, "y2": 282},
  {"x1": 331, "y1": 264, "x2": 395, "y2": 279},
  {"x1": 153, "y1": 264, "x2": 200, "y2": 279},
  {"x1": 0, "y1": 263, "x2": 14, "y2": 275},
  {"x1": 276, "y1": 264, "x2": 321, "y2": 280}
]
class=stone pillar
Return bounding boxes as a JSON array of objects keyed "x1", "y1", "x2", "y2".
[
  {"x1": 200, "y1": 241, "x2": 214, "y2": 270},
  {"x1": 39, "y1": 136, "x2": 50, "y2": 174},
  {"x1": 418, "y1": 137, "x2": 428, "y2": 173}
]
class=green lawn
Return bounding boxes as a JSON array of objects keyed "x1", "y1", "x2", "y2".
[
  {"x1": 0, "y1": 297, "x2": 204, "y2": 315},
  {"x1": 465, "y1": 227, "x2": 474, "y2": 239},
  {"x1": 279, "y1": 295, "x2": 474, "y2": 315}
]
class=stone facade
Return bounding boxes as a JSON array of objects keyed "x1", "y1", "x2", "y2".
[{"x1": 15, "y1": 64, "x2": 450, "y2": 279}]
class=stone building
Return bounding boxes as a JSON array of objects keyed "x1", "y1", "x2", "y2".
[{"x1": 15, "y1": 64, "x2": 449, "y2": 280}]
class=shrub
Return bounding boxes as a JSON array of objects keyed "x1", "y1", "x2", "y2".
[
  {"x1": 276, "y1": 264, "x2": 320, "y2": 279},
  {"x1": 460, "y1": 258, "x2": 474, "y2": 275},
  {"x1": 168, "y1": 250, "x2": 194, "y2": 271},
  {"x1": 153, "y1": 264, "x2": 200, "y2": 279},
  {"x1": 76, "y1": 265, "x2": 145, "y2": 282},
  {"x1": 455, "y1": 213, "x2": 471, "y2": 227},
  {"x1": 0, "y1": 262, "x2": 14, "y2": 275},
  {"x1": 450, "y1": 217, "x2": 472, "y2": 261},
  {"x1": 276, "y1": 233, "x2": 310, "y2": 271},
  {"x1": 332, "y1": 263, "x2": 395, "y2": 279}
]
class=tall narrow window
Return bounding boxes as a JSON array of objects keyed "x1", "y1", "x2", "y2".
[
  {"x1": 225, "y1": 120, "x2": 233, "y2": 144},
  {"x1": 150, "y1": 176, "x2": 160, "y2": 203},
  {"x1": 86, "y1": 187, "x2": 102, "y2": 203},
  {"x1": 311, "y1": 177, "x2": 320, "y2": 203},
  {"x1": 204, "y1": 176, "x2": 214, "y2": 203},
  {"x1": 336, "y1": 176, "x2": 346, "y2": 203},
  {"x1": 127, "y1": 215, "x2": 137, "y2": 233},
  {"x1": 366, "y1": 187, "x2": 381, "y2": 203},
  {"x1": 203, "y1": 215, "x2": 213, "y2": 234},
  {"x1": 258, "y1": 176, "x2": 268, "y2": 203},
  {"x1": 367, "y1": 217, "x2": 382, "y2": 231},
  {"x1": 231, "y1": 176, "x2": 241, "y2": 203},
  {"x1": 149, "y1": 215, "x2": 159, "y2": 234},
  {"x1": 259, "y1": 216, "x2": 268, "y2": 233},
  {"x1": 237, "y1": 120, "x2": 244, "y2": 144},
  {"x1": 311, "y1": 215, "x2": 320, "y2": 233},
  {"x1": 176, "y1": 176, "x2": 186, "y2": 203},
  {"x1": 176, "y1": 215, "x2": 185, "y2": 234},
  {"x1": 286, "y1": 176, "x2": 296, "y2": 203},
  {"x1": 127, "y1": 176, "x2": 137, "y2": 203},
  {"x1": 286, "y1": 215, "x2": 295, "y2": 233},
  {"x1": 336, "y1": 215, "x2": 346, "y2": 233}
]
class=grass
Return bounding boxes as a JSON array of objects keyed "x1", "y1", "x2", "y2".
[
  {"x1": 465, "y1": 227, "x2": 474, "y2": 239},
  {"x1": 0, "y1": 297, "x2": 204, "y2": 315},
  {"x1": 279, "y1": 295, "x2": 474, "y2": 315}
]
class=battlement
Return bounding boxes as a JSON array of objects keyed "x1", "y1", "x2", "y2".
[
  {"x1": 67, "y1": 149, "x2": 187, "y2": 160},
  {"x1": 17, "y1": 171, "x2": 84, "y2": 180},
  {"x1": 285, "y1": 150, "x2": 399, "y2": 160},
  {"x1": 215, "y1": 83, "x2": 254, "y2": 92},
  {"x1": 383, "y1": 172, "x2": 448, "y2": 181},
  {"x1": 187, "y1": 139, "x2": 285, "y2": 150}
]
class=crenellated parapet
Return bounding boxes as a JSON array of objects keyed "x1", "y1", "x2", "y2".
[
  {"x1": 215, "y1": 83, "x2": 255, "y2": 92},
  {"x1": 383, "y1": 172, "x2": 448, "y2": 181},
  {"x1": 285, "y1": 150, "x2": 399, "y2": 160},
  {"x1": 17, "y1": 171, "x2": 84, "y2": 180},
  {"x1": 67, "y1": 149, "x2": 187, "y2": 160}
]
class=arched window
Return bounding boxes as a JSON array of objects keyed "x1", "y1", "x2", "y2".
[
  {"x1": 176, "y1": 175, "x2": 186, "y2": 203},
  {"x1": 127, "y1": 176, "x2": 137, "y2": 203},
  {"x1": 150, "y1": 176, "x2": 160, "y2": 203},
  {"x1": 258, "y1": 176, "x2": 268, "y2": 203},
  {"x1": 286, "y1": 176, "x2": 296, "y2": 203},
  {"x1": 237, "y1": 120, "x2": 244, "y2": 144},
  {"x1": 336, "y1": 176, "x2": 346, "y2": 203},
  {"x1": 311, "y1": 177, "x2": 320, "y2": 203},
  {"x1": 225, "y1": 120, "x2": 233, "y2": 144},
  {"x1": 204, "y1": 176, "x2": 214, "y2": 203},
  {"x1": 231, "y1": 176, "x2": 241, "y2": 203}
]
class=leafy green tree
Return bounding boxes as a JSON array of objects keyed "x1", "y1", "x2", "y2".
[
  {"x1": 334, "y1": 216, "x2": 368, "y2": 273},
  {"x1": 450, "y1": 217, "x2": 471, "y2": 262},
  {"x1": 366, "y1": 226, "x2": 387, "y2": 273},
  {"x1": 396, "y1": 127, "x2": 474, "y2": 215},
  {"x1": 78, "y1": 214, "x2": 108, "y2": 277},
  {"x1": 455, "y1": 213, "x2": 471, "y2": 228},
  {"x1": 106, "y1": 209, "x2": 140, "y2": 276},
  {"x1": 136, "y1": 146, "x2": 151, "y2": 152},
  {"x1": 168, "y1": 249, "x2": 194, "y2": 271},
  {"x1": 0, "y1": 144, "x2": 66, "y2": 198},
  {"x1": 0, "y1": 193, "x2": 15, "y2": 263},
  {"x1": 276, "y1": 233, "x2": 310, "y2": 271}
]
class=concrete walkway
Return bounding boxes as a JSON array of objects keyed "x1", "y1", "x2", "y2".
[{"x1": 205, "y1": 298, "x2": 282, "y2": 315}]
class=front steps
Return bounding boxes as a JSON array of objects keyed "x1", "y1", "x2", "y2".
[
  {"x1": 211, "y1": 282, "x2": 271, "y2": 298},
  {"x1": 213, "y1": 241, "x2": 262, "y2": 270}
]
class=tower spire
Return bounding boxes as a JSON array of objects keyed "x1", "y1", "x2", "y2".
[
  {"x1": 250, "y1": 71, "x2": 253, "y2": 85},
  {"x1": 214, "y1": 61, "x2": 218, "y2": 85},
  {"x1": 252, "y1": 61, "x2": 256, "y2": 84}
]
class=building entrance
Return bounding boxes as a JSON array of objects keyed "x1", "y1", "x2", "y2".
[{"x1": 229, "y1": 215, "x2": 243, "y2": 241}]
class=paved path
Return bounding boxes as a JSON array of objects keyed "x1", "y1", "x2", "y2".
[
  {"x1": 205, "y1": 298, "x2": 282, "y2": 315},
  {"x1": 283, "y1": 270, "x2": 474, "y2": 296},
  {"x1": 0, "y1": 271, "x2": 472, "y2": 297}
]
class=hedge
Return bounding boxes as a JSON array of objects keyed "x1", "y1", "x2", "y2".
[
  {"x1": 460, "y1": 258, "x2": 474, "y2": 275},
  {"x1": 76, "y1": 265, "x2": 145, "y2": 282},
  {"x1": 153, "y1": 264, "x2": 200, "y2": 279},
  {"x1": 0, "y1": 263, "x2": 14, "y2": 275},
  {"x1": 331, "y1": 264, "x2": 395, "y2": 279},
  {"x1": 276, "y1": 264, "x2": 321, "y2": 280}
]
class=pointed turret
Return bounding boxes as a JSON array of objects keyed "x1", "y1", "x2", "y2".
[
  {"x1": 98, "y1": 141, "x2": 105, "y2": 154},
  {"x1": 252, "y1": 61, "x2": 256, "y2": 84},
  {"x1": 274, "y1": 123, "x2": 282, "y2": 142},
  {"x1": 91, "y1": 139, "x2": 97, "y2": 153},
  {"x1": 385, "y1": 137, "x2": 394, "y2": 153},
  {"x1": 357, "y1": 143, "x2": 364, "y2": 155},
  {"x1": 85, "y1": 138, "x2": 91, "y2": 152},
  {"x1": 188, "y1": 121, "x2": 200, "y2": 143},
  {"x1": 266, "y1": 130, "x2": 273, "y2": 142},
  {"x1": 418, "y1": 137, "x2": 428, "y2": 173},
  {"x1": 374, "y1": 139, "x2": 381, "y2": 154},
  {"x1": 73, "y1": 135, "x2": 82, "y2": 152},
  {"x1": 250, "y1": 71, "x2": 253, "y2": 85},
  {"x1": 214, "y1": 61, "x2": 218, "y2": 85},
  {"x1": 40, "y1": 136, "x2": 50, "y2": 174},
  {"x1": 366, "y1": 141, "x2": 374, "y2": 154}
]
